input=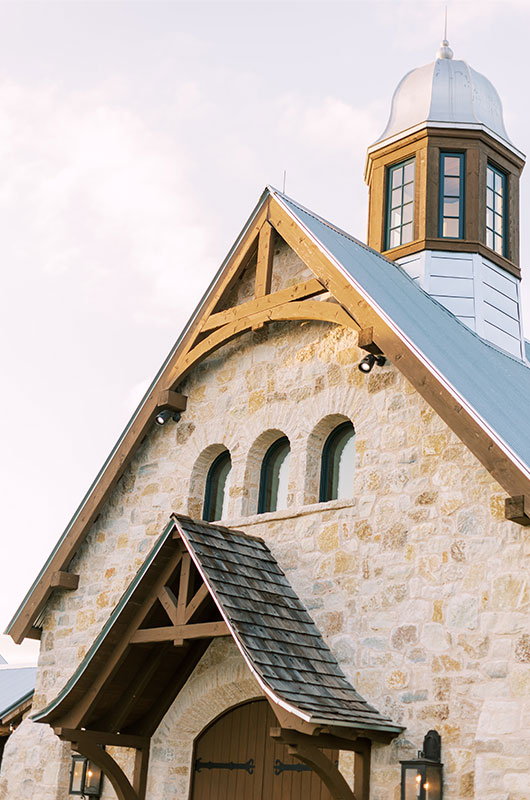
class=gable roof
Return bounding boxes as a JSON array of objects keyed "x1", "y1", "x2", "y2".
[
  {"x1": 7, "y1": 185, "x2": 530, "y2": 643},
  {"x1": 0, "y1": 665, "x2": 36, "y2": 720},
  {"x1": 34, "y1": 515, "x2": 402, "y2": 737}
]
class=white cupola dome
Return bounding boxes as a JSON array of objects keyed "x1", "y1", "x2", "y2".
[{"x1": 372, "y1": 41, "x2": 520, "y2": 156}]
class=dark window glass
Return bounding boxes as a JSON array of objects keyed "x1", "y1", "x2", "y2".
[
  {"x1": 319, "y1": 422, "x2": 356, "y2": 502},
  {"x1": 258, "y1": 437, "x2": 290, "y2": 513},
  {"x1": 385, "y1": 158, "x2": 415, "y2": 249},
  {"x1": 486, "y1": 163, "x2": 507, "y2": 255},
  {"x1": 203, "y1": 451, "x2": 232, "y2": 522},
  {"x1": 439, "y1": 152, "x2": 465, "y2": 239}
]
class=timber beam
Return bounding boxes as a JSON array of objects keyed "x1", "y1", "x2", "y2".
[
  {"x1": 505, "y1": 495, "x2": 530, "y2": 526},
  {"x1": 50, "y1": 571, "x2": 79, "y2": 591},
  {"x1": 357, "y1": 327, "x2": 383, "y2": 356},
  {"x1": 156, "y1": 389, "x2": 187, "y2": 414},
  {"x1": 130, "y1": 621, "x2": 229, "y2": 645}
]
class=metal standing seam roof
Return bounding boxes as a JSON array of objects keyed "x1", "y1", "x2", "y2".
[
  {"x1": 176, "y1": 516, "x2": 402, "y2": 733},
  {"x1": 271, "y1": 188, "x2": 530, "y2": 484},
  {"x1": 0, "y1": 666, "x2": 36, "y2": 719}
]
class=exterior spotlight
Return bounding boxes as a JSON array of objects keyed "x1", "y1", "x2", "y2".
[
  {"x1": 400, "y1": 730, "x2": 443, "y2": 800},
  {"x1": 155, "y1": 409, "x2": 181, "y2": 426},
  {"x1": 358, "y1": 353, "x2": 386, "y2": 373},
  {"x1": 69, "y1": 754, "x2": 103, "y2": 797}
]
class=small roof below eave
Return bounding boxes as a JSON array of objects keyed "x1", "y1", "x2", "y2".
[
  {"x1": 0, "y1": 665, "x2": 36, "y2": 720},
  {"x1": 176, "y1": 516, "x2": 402, "y2": 734},
  {"x1": 271, "y1": 188, "x2": 530, "y2": 484},
  {"x1": 33, "y1": 515, "x2": 402, "y2": 737}
]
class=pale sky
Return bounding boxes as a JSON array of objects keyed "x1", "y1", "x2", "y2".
[{"x1": 2, "y1": 0, "x2": 530, "y2": 664}]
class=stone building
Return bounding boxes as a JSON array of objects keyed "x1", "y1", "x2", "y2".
[{"x1": 2, "y1": 38, "x2": 530, "y2": 800}]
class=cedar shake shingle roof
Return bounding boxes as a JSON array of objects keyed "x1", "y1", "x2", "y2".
[{"x1": 176, "y1": 516, "x2": 402, "y2": 733}]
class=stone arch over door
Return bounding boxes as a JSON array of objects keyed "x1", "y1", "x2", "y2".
[
  {"x1": 145, "y1": 638, "x2": 263, "y2": 799},
  {"x1": 190, "y1": 699, "x2": 339, "y2": 800}
]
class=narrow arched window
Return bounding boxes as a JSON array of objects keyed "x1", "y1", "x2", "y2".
[
  {"x1": 203, "y1": 451, "x2": 232, "y2": 522},
  {"x1": 258, "y1": 437, "x2": 290, "y2": 513},
  {"x1": 319, "y1": 422, "x2": 356, "y2": 502}
]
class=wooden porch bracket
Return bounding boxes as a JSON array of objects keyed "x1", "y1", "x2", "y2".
[
  {"x1": 270, "y1": 727, "x2": 371, "y2": 800},
  {"x1": 56, "y1": 728, "x2": 150, "y2": 800},
  {"x1": 505, "y1": 495, "x2": 530, "y2": 526}
]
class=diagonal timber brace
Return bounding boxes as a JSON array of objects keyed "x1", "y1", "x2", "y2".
[
  {"x1": 56, "y1": 728, "x2": 150, "y2": 800},
  {"x1": 271, "y1": 727, "x2": 371, "y2": 800}
]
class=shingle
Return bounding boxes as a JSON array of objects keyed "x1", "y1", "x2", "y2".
[{"x1": 178, "y1": 516, "x2": 401, "y2": 733}]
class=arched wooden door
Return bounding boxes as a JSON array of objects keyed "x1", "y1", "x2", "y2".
[{"x1": 190, "y1": 699, "x2": 338, "y2": 800}]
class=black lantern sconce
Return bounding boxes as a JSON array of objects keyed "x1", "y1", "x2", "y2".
[
  {"x1": 69, "y1": 754, "x2": 103, "y2": 797},
  {"x1": 400, "y1": 730, "x2": 443, "y2": 800}
]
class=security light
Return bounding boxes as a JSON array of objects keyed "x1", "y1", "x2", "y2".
[
  {"x1": 358, "y1": 353, "x2": 386, "y2": 373},
  {"x1": 155, "y1": 410, "x2": 181, "y2": 426}
]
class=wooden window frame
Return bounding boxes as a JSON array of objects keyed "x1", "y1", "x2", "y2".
[
  {"x1": 438, "y1": 151, "x2": 465, "y2": 239},
  {"x1": 202, "y1": 450, "x2": 232, "y2": 522},
  {"x1": 258, "y1": 436, "x2": 290, "y2": 514},
  {"x1": 319, "y1": 422, "x2": 356, "y2": 503},
  {"x1": 384, "y1": 157, "x2": 416, "y2": 250},
  {"x1": 486, "y1": 161, "x2": 508, "y2": 257}
]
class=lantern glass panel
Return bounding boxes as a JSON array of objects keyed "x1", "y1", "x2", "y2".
[
  {"x1": 70, "y1": 758, "x2": 85, "y2": 794},
  {"x1": 425, "y1": 764, "x2": 442, "y2": 798},
  {"x1": 403, "y1": 766, "x2": 424, "y2": 799},
  {"x1": 85, "y1": 762, "x2": 102, "y2": 794}
]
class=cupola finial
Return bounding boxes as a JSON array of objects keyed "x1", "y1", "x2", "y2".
[{"x1": 437, "y1": 6, "x2": 453, "y2": 59}]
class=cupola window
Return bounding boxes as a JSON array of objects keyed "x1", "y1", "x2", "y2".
[
  {"x1": 385, "y1": 158, "x2": 415, "y2": 249},
  {"x1": 258, "y1": 437, "x2": 290, "y2": 513},
  {"x1": 439, "y1": 152, "x2": 465, "y2": 238},
  {"x1": 319, "y1": 422, "x2": 356, "y2": 502},
  {"x1": 203, "y1": 450, "x2": 232, "y2": 522},
  {"x1": 486, "y1": 164, "x2": 507, "y2": 256}
]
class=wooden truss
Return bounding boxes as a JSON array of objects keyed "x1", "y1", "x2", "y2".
[{"x1": 10, "y1": 195, "x2": 361, "y2": 645}]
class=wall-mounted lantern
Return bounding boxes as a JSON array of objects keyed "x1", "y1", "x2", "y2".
[
  {"x1": 69, "y1": 754, "x2": 103, "y2": 797},
  {"x1": 400, "y1": 730, "x2": 443, "y2": 800}
]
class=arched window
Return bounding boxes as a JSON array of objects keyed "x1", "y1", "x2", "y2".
[
  {"x1": 203, "y1": 450, "x2": 232, "y2": 522},
  {"x1": 258, "y1": 437, "x2": 290, "y2": 513},
  {"x1": 319, "y1": 422, "x2": 355, "y2": 502}
]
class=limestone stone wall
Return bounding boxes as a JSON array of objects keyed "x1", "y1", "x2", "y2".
[{"x1": 2, "y1": 239, "x2": 529, "y2": 800}]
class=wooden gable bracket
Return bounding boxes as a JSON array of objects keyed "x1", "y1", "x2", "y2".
[
  {"x1": 505, "y1": 495, "x2": 530, "y2": 526},
  {"x1": 270, "y1": 727, "x2": 370, "y2": 800},
  {"x1": 129, "y1": 551, "x2": 229, "y2": 646},
  {"x1": 55, "y1": 728, "x2": 150, "y2": 800}
]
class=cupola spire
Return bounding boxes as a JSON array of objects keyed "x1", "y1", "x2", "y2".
[{"x1": 437, "y1": 7, "x2": 453, "y2": 59}]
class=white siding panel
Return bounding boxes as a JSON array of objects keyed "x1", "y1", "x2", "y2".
[
  {"x1": 432, "y1": 295, "x2": 475, "y2": 317},
  {"x1": 429, "y1": 276, "x2": 474, "y2": 297},
  {"x1": 483, "y1": 283, "x2": 520, "y2": 320},
  {"x1": 484, "y1": 302, "x2": 521, "y2": 339},
  {"x1": 430, "y1": 256, "x2": 474, "y2": 278},
  {"x1": 484, "y1": 321, "x2": 522, "y2": 357},
  {"x1": 482, "y1": 263, "x2": 518, "y2": 301}
]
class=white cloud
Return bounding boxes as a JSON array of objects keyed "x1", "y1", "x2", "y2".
[{"x1": 0, "y1": 80, "x2": 216, "y2": 327}]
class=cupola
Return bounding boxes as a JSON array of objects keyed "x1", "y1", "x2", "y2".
[{"x1": 365, "y1": 40, "x2": 526, "y2": 359}]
